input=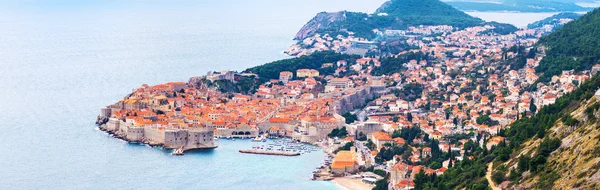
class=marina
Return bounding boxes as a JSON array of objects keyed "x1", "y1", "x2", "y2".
[{"x1": 246, "y1": 138, "x2": 320, "y2": 155}]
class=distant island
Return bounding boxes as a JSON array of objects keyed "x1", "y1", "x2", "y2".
[
  {"x1": 527, "y1": 12, "x2": 582, "y2": 29},
  {"x1": 445, "y1": 0, "x2": 594, "y2": 13}
]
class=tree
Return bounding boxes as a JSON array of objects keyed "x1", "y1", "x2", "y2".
[
  {"x1": 492, "y1": 171, "x2": 506, "y2": 184},
  {"x1": 530, "y1": 98, "x2": 537, "y2": 114},
  {"x1": 357, "y1": 132, "x2": 367, "y2": 141},
  {"x1": 373, "y1": 176, "x2": 389, "y2": 190},
  {"x1": 429, "y1": 161, "x2": 442, "y2": 169},
  {"x1": 328, "y1": 127, "x2": 348, "y2": 138},
  {"x1": 336, "y1": 142, "x2": 354, "y2": 153},
  {"x1": 367, "y1": 139, "x2": 376, "y2": 150},
  {"x1": 413, "y1": 170, "x2": 428, "y2": 190},
  {"x1": 518, "y1": 156, "x2": 530, "y2": 172},
  {"x1": 342, "y1": 112, "x2": 358, "y2": 124},
  {"x1": 476, "y1": 114, "x2": 499, "y2": 126}
]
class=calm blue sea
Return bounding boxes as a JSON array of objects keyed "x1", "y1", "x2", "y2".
[
  {"x1": 0, "y1": 0, "x2": 389, "y2": 189},
  {"x1": 0, "y1": 0, "x2": 560, "y2": 189}
]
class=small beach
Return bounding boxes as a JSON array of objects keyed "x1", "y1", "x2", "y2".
[{"x1": 333, "y1": 177, "x2": 374, "y2": 190}]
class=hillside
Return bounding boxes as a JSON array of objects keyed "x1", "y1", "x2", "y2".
[
  {"x1": 244, "y1": 51, "x2": 360, "y2": 81},
  {"x1": 293, "y1": 0, "x2": 485, "y2": 40},
  {"x1": 535, "y1": 8, "x2": 600, "y2": 82},
  {"x1": 527, "y1": 12, "x2": 582, "y2": 29},
  {"x1": 411, "y1": 8, "x2": 600, "y2": 189},
  {"x1": 412, "y1": 74, "x2": 600, "y2": 189},
  {"x1": 374, "y1": 0, "x2": 483, "y2": 28},
  {"x1": 493, "y1": 81, "x2": 600, "y2": 189}
]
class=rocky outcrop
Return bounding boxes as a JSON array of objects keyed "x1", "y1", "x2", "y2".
[
  {"x1": 95, "y1": 116, "x2": 108, "y2": 125},
  {"x1": 187, "y1": 76, "x2": 209, "y2": 88},
  {"x1": 374, "y1": 0, "x2": 392, "y2": 14},
  {"x1": 293, "y1": 11, "x2": 347, "y2": 40}
]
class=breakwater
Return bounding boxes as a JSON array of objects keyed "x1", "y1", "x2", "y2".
[{"x1": 239, "y1": 149, "x2": 301, "y2": 156}]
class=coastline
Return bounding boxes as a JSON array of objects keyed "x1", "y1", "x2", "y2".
[
  {"x1": 98, "y1": 124, "x2": 217, "y2": 154},
  {"x1": 332, "y1": 177, "x2": 374, "y2": 190}
]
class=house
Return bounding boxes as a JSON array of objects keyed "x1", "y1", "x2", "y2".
[
  {"x1": 422, "y1": 147, "x2": 432, "y2": 157},
  {"x1": 394, "y1": 180, "x2": 415, "y2": 190},
  {"x1": 486, "y1": 136, "x2": 505, "y2": 150},
  {"x1": 328, "y1": 78, "x2": 353, "y2": 89},
  {"x1": 368, "y1": 131, "x2": 393, "y2": 150},
  {"x1": 268, "y1": 126, "x2": 286, "y2": 137},
  {"x1": 331, "y1": 147, "x2": 359, "y2": 175},
  {"x1": 232, "y1": 94, "x2": 250, "y2": 101},
  {"x1": 296, "y1": 69, "x2": 319, "y2": 78},
  {"x1": 391, "y1": 163, "x2": 409, "y2": 185},
  {"x1": 393, "y1": 137, "x2": 406, "y2": 146},
  {"x1": 279, "y1": 71, "x2": 293, "y2": 83},
  {"x1": 322, "y1": 63, "x2": 334, "y2": 68},
  {"x1": 431, "y1": 131, "x2": 442, "y2": 140},
  {"x1": 592, "y1": 64, "x2": 600, "y2": 74}
]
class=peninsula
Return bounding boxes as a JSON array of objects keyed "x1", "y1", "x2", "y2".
[{"x1": 95, "y1": 0, "x2": 600, "y2": 189}]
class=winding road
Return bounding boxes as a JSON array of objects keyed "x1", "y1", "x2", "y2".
[{"x1": 486, "y1": 163, "x2": 501, "y2": 190}]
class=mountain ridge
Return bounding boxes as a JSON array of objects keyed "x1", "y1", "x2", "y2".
[{"x1": 446, "y1": 0, "x2": 593, "y2": 13}]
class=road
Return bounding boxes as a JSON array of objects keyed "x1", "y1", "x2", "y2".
[{"x1": 486, "y1": 163, "x2": 501, "y2": 190}]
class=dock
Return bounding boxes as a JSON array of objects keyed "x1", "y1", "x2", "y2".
[{"x1": 239, "y1": 149, "x2": 300, "y2": 156}]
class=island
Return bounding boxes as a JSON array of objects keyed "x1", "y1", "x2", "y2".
[{"x1": 445, "y1": 0, "x2": 593, "y2": 13}]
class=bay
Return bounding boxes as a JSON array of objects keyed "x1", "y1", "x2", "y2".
[{"x1": 0, "y1": 0, "x2": 386, "y2": 189}]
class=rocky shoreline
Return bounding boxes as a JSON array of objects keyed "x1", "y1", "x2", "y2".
[{"x1": 98, "y1": 124, "x2": 217, "y2": 155}]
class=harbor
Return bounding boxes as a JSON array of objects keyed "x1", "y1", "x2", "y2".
[{"x1": 241, "y1": 137, "x2": 321, "y2": 155}]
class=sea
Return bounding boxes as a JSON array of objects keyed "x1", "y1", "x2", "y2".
[{"x1": 0, "y1": 0, "x2": 581, "y2": 189}]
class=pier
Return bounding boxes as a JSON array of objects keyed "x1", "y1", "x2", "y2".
[{"x1": 239, "y1": 149, "x2": 300, "y2": 156}]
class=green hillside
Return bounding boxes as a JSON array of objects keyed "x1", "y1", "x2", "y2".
[
  {"x1": 375, "y1": 0, "x2": 484, "y2": 28},
  {"x1": 536, "y1": 8, "x2": 600, "y2": 82},
  {"x1": 411, "y1": 8, "x2": 600, "y2": 189},
  {"x1": 527, "y1": 12, "x2": 581, "y2": 29},
  {"x1": 296, "y1": 0, "x2": 488, "y2": 40}
]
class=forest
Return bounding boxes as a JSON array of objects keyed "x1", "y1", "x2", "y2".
[{"x1": 536, "y1": 8, "x2": 600, "y2": 82}]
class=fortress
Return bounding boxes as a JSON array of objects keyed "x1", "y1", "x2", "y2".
[{"x1": 100, "y1": 117, "x2": 217, "y2": 151}]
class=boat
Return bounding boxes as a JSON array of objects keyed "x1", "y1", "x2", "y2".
[{"x1": 252, "y1": 136, "x2": 264, "y2": 142}]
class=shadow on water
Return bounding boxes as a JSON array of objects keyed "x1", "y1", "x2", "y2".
[
  {"x1": 184, "y1": 148, "x2": 217, "y2": 154},
  {"x1": 124, "y1": 142, "x2": 217, "y2": 155}
]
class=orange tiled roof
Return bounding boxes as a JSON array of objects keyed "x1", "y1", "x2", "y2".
[{"x1": 371, "y1": 132, "x2": 392, "y2": 141}]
